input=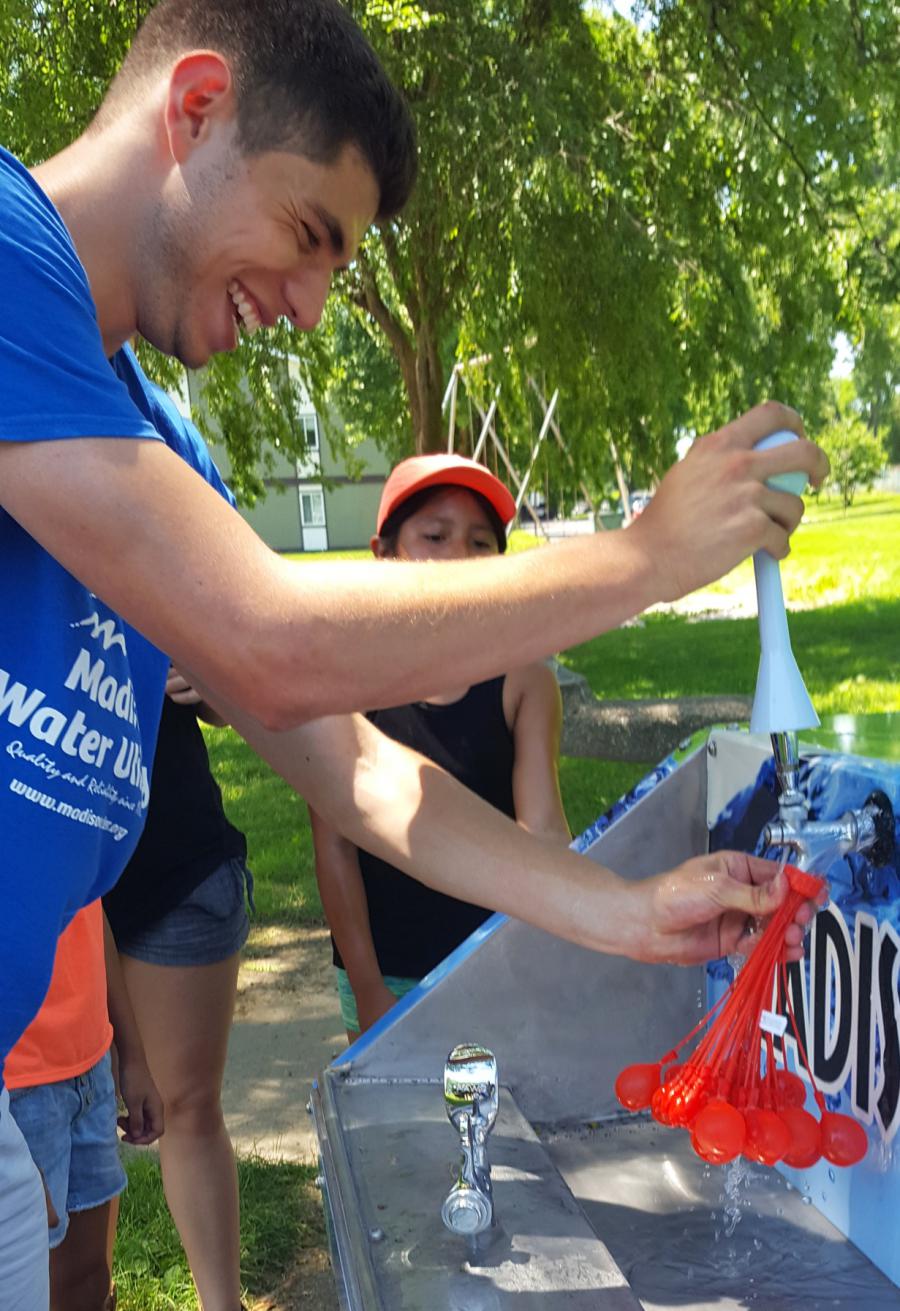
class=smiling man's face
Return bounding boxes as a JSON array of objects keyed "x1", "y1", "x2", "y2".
[{"x1": 135, "y1": 129, "x2": 379, "y2": 367}]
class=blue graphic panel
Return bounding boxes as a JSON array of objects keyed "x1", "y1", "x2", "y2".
[{"x1": 709, "y1": 748, "x2": 900, "y2": 1286}]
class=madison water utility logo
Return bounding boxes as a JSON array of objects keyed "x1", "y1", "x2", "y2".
[{"x1": 70, "y1": 611, "x2": 128, "y2": 655}]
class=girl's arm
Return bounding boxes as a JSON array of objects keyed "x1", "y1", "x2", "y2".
[
  {"x1": 506, "y1": 663, "x2": 571, "y2": 845},
  {"x1": 103, "y1": 914, "x2": 165, "y2": 1145},
  {"x1": 308, "y1": 808, "x2": 398, "y2": 1033}
]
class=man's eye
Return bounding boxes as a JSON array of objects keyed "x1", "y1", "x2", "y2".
[
  {"x1": 424, "y1": 532, "x2": 444, "y2": 542},
  {"x1": 299, "y1": 223, "x2": 320, "y2": 252}
]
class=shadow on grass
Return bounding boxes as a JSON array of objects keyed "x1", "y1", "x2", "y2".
[{"x1": 563, "y1": 598, "x2": 900, "y2": 713}]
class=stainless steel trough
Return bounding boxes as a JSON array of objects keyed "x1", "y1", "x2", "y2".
[{"x1": 312, "y1": 717, "x2": 900, "y2": 1309}]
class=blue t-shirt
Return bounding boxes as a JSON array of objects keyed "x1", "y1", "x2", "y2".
[{"x1": 0, "y1": 147, "x2": 233, "y2": 1076}]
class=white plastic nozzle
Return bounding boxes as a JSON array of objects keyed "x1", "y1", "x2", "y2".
[{"x1": 749, "y1": 430, "x2": 820, "y2": 734}]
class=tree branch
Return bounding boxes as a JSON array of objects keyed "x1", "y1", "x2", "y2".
[{"x1": 354, "y1": 250, "x2": 413, "y2": 363}]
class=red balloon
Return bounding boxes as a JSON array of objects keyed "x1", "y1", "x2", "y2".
[
  {"x1": 671, "y1": 1080, "x2": 708, "y2": 1128},
  {"x1": 616, "y1": 1062, "x2": 662, "y2": 1111},
  {"x1": 650, "y1": 1084, "x2": 674, "y2": 1125},
  {"x1": 690, "y1": 1127, "x2": 736, "y2": 1166},
  {"x1": 691, "y1": 1128, "x2": 716, "y2": 1163},
  {"x1": 743, "y1": 1108, "x2": 790, "y2": 1166},
  {"x1": 663, "y1": 1063, "x2": 685, "y2": 1085},
  {"x1": 780, "y1": 1107, "x2": 821, "y2": 1169},
  {"x1": 773, "y1": 1069, "x2": 808, "y2": 1109},
  {"x1": 692, "y1": 1099, "x2": 746, "y2": 1164},
  {"x1": 820, "y1": 1112, "x2": 868, "y2": 1168}
]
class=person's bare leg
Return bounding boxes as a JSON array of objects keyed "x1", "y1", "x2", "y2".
[
  {"x1": 49, "y1": 1201, "x2": 115, "y2": 1311},
  {"x1": 119, "y1": 953, "x2": 242, "y2": 1311},
  {"x1": 106, "y1": 1194, "x2": 119, "y2": 1310}
]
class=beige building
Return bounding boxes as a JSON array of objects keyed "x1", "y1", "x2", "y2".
[
  {"x1": 210, "y1": 416, "x2": 390, "y2": 554},
  {"x1": 178, "y1": 368, "x2": 391, "y2": 554}
]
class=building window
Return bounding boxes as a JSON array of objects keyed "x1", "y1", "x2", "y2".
[
  {"x1": 300, "y1": 412, "x2": 319, "y2": 451},
  {"x1": 299, "y1": 488, "x2": 326, "y2": 528}
]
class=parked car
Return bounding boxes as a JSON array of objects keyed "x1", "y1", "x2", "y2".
[{"x1": 519, "y1": 494, "x2": 551, "y2": 522}]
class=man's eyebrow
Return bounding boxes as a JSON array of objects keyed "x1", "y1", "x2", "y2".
[{"x1": 311, "y1": 204, "x2": 345, "y2": 260}]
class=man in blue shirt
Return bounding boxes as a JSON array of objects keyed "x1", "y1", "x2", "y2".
[{"x1": 0, "y1": 1, "x2": 826, "y2": 1302}]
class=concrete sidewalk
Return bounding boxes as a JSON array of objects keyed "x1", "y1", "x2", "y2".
[{"x1": 222, "y1": 924, "x2": 344, "y2": 1163}]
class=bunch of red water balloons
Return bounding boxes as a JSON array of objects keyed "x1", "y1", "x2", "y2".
[{"x1": 615, "y1": 865, "x2": 868, "y2": 1170}]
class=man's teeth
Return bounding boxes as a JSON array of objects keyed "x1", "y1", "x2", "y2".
[{"x1": 228, "y1": 280, "x2": 261, "y2": 335}]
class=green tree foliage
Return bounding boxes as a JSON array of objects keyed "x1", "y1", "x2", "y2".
[
  {"x1": 645, "y1": 1, "x2": 899, "y2": 442},
  {"x1": 852, "y1": 304, "x2": 900, "y2": 464},
  {"x1": 2, "y1": 0, "x2": 896, "y2": 502}
]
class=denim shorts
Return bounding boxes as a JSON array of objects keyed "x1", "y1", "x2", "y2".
[
  {"x1": 7, "y1": 1051, "x2": 126, "y2": 1250},
  {"x1": 115, "y1": 856, "x2": 254, "y2": 967}
]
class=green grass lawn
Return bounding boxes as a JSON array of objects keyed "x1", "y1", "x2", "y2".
[
  {"x1": 559, "y1": 492, "x2": 900, "y2": 721},
  {"x1": 694, "y1": 492, "x2": 900, "y2": 608},
  {"x1": 116, "y1": 1154, "x2": 325, "y2": 1311}
]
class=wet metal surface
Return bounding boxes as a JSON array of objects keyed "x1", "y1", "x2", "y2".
[
  {"x1": 325, "y1": 1077, "x2": 641, "y2": 1308},
  {"x1": 541, "y1": 1117, "x2": 900, "y2": 1310}
]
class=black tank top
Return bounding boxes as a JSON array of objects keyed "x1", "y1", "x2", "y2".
[
  {"x1": 333, "y1": 675, "x2": 515, "y2": 978},
  {"x1": 103, "y1": 696, "x2": 246, "y2": 940}
]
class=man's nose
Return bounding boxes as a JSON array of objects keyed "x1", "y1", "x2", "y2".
[{"x1": 285, "y1": 267, "x2": 332, "y2": 332}]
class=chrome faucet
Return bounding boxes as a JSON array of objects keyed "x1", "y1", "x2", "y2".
[
  {"x1": 441, "y1": 1043, "x2": 498, "y2": 1249},
  {"x1": 765, "y1": 730, "x2": 894, "y2": 871},
  {"x1": 748, "y1": 433, "x2": 895, "y2": 874}
]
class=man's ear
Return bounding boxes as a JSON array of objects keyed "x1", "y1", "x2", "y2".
[
  {"x1": 370, "y1": 534, "x2": 389, "y2": 559},
  {"x1": 164, "y1": 51, "x2": 235, "y2": 164}
]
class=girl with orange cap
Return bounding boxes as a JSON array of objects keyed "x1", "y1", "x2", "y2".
[{"x1": 310, "y1": 456, "x2": 572, "y2": 1041}]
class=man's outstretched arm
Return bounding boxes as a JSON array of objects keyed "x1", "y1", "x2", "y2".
[
  {"x1": 0, "y1": 401, "x2": 826, "y2": 728},
  {"x1": 224, "y1": 707, "x2": 814, "y2": 966}
]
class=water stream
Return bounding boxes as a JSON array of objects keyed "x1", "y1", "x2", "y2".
[{"x1": 541, "y1": 1117, "x2": 899, "y2": 1309}]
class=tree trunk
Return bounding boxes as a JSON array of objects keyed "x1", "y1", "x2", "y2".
[
  {"x1": 413, "y1": 320, "x2": 445, "y2": 453},
  {"x1": 609, "y1": 433, "x2": 632, "y2": 525},
  {"x1": 354, "y1": 245, "x2": 447, "y2": 454}
]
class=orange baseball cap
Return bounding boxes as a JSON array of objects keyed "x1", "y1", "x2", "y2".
[{"x1": 376, "y1": 454, "x2": 517, "y2": 535}]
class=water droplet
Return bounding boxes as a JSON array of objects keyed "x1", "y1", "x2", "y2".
[
  {"x1": 827, "y1": 1168, "x2": 836, "y2": 1183},
  {"x1": 801, "y1": 1195, "x2": 812, "y2": 1205}
]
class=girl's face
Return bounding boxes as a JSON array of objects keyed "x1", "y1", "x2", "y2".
[{"x1": 374, "y1": 487, "x2": 501, "y2": 562}]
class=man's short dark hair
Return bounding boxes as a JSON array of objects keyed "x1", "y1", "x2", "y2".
[{"x1": 93, "y1": 0, "x2": 416, "y2": 220}]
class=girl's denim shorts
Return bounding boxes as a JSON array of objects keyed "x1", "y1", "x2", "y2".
[
  {"x1": 115, "y1": 856, "x2": 254, "y2": 967},
  {"x1": 8, "y1": 1050, "x2": 125, "y2": 1248}
]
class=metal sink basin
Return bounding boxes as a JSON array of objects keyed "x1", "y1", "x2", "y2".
[{"x1": 312, "y1": 723, "x2": 900, "y2": 1309}]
